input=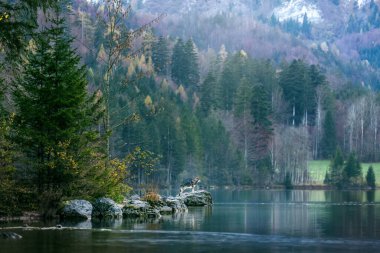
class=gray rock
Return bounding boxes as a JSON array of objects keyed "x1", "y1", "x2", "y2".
[
  {"x1": 122, "y1": 199, "x2": 151, "y2": 218},
  {"x1": 165, "y1": 196, "x2": 188, "y2": 212},
  {"x1": 92, "y1": 198, "x2": 122, "y2": 219},
  {"x1": 122, "y1": 199, "x2": 162, "y2": 219},
  {"x1": 1, "y1": 232, "x2": 22, "y2": 239},
  {"x1": 180, "y1": 190, "x2": 213, "y2": 206},
  {"x1": 59, "y1": 200, "x2": 93, "y2": 220},
  {"x1": 130, "y1": 194, "x2": 141, "y2": 201},
  {"x1": 146, "y1": 208, "x2": 161, "y2": 219},
  {"x1": 159, "y1": 206, "x2": 173, "y2": 215}
]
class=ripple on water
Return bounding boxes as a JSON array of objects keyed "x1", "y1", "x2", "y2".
[{"x1": 96, "y1": 230, "x2": 380, "y2": 250}]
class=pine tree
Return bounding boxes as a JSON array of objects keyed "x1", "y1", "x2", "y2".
[
  {"x1": 366, "y1": 165, "x2": 376, "y2": 189},
  {"x1": 320, "y1": 110, "x2": 337, "y2": 158},
  {"x1": 218, "y1": 53, "x2": 246, "y2": 111},
  {"x1": 184, "y1": 39, "x2": 200, "y2": 88},
  {"x1": 251, "y1": 82, "x2": 272, "y2": 127},
  {"x1": 152, "y1": 36, "x2": 170, "y2": 76},
  {"x1": 279, "y1": 60, "x2": 308, "y2": 125},
  {"x1": 343, "y1": 153, "x2": 362, "y2": 186},
  {"x1": 13, "y1": 13, "x2": 127, "y2": 213},
  {"x1": 200, "y1": 71, "x2": 217, "y2": 116},
  {"x1": 171, "y1": 38, "x2": 186, "y2": 85},
  {"x1": 0, "y1": 0, "x2": 57, "y2": 58},
  {"x1": 327, "y1": 148, "x2": 344, "y2": 187},
  {"x1": 302, "y1": 13, "x2": 311, "y2": 38}
]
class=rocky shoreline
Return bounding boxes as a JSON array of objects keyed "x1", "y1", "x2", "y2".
[
  {"x1": 0, "y1": 190, "x2": 213, "y2": 240},
  {"x1": 59, "y1": 190, "x2": 212, "y2": 221}
]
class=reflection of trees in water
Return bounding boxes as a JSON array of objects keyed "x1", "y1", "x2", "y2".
[
  {"x1": 170, "y1": 207, "x2": 212, "y2": 230},
  {"x1": 266, "y1": 202, "x2": 323, "y2": 237},
  {"x1": 324, "y1": 191, "x2": 364, "y2": 203},
  {"x1": 320, "y1": 191, "x2": 378, "y2": 238},
  {"x1": 92, "y1": 218, "x2": 123, "y2": 229},
  {"x1": 367, "y1": 191, "x2": 375, "y2": 203}
]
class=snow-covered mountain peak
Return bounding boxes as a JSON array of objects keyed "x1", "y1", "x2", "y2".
[{"x1": 274, "y1": 0, "x2": 322, "y2": 24}]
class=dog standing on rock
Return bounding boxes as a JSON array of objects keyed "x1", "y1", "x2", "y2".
[{"x1": 179, "y1": 177, "x2": 200, "y2": 195}]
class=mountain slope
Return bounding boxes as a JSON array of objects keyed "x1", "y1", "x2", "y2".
[{"x1": 130, "y1": 0, "x2": 380, "y2": 88}]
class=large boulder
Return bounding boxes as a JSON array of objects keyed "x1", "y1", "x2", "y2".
[
  {"x1": 122, "y1": 193, "x2": 193, "y2": 218},
  {"x1": 180, "y1": 190, "x2": 213, "y2": 206},
  {"x1": 59, "y1": 200, "x2": 93, "y2": 220},
  {"x1": 165, "y1": 196, "x2": 188, "y2": 213},
  {"x1": 92, "y1": 198, "x2": 122, "y2": 219},
  {"x1": 123, "y1": 199, "x2": 162, "y2": 219},
  {"x1": 122, "y1": 199, "x2": 152, "y2": 218}
]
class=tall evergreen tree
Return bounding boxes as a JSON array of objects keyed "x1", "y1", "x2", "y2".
[
  {"x1": 171, "y1": 38, "x2": 186, "y2": 85},
  {"x1": 279, "y1": 60, "x2": 307, "y2": 125},
  {"x1": 325, "y1": 148, "x2": 344, "y2": 187},
  {"x1": 320, "y1": 110, "x2": 337, "y2": 158},
  {"x1": 218, "y1": 52, "x2": 247, "y2": 111},
  {"x1": 302, "y1": 13, "x2": 311, "y2": 37},
  {"x1": 366, "y1": 165, "x2": 376, "y2": 189},
  {"x1": 13, "y1": 12, "x2": 127, "y2": 213},
  {"x1": 184, "y1": 38, "x2": 200, "y2": 88},
  {"x1": 251, "y1": 83, "x2": 272, "y2": 127},
  {"x1": 200, "y1": 71, "x2": 217, "y2": 116},
  {"x1": 343, "y1": 153, "x2": 362, "y2": 185},
  {"x1": 152, "y1": 36, "x2": 170, "y2": 76}
]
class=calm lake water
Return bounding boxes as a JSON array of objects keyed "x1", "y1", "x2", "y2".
[{"x1": 2, "y1": 189, "x2": 380, "y2": 253}]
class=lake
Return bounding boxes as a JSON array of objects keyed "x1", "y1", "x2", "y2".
[{"x1": 2, "y1": 189, "x2": 380, "y2": 253}]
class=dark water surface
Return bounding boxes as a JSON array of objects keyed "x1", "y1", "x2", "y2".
[{"x1": 2, "y1": 189, "x2": 380, "y2": 253}]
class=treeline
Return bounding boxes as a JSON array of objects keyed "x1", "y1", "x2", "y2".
[
  {"x1": 267, "y1": 13, "x2": 312, "y2": 38},
  {"x1": 2, "y1": 0, "x2": 380, "y2": 219},
  {"x1": 86, "y1": 8, "x2": 380, "y2": 188},
  {"x1": 325, "y1": 149, "x2": 376, "y2": 189}
]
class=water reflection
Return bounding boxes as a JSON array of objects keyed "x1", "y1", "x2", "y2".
[
  {"x1": 59, "y1": 190, "x2": 380, "y2": 240},
  {"x1": 366, "y1": 190, "x2": 375, "y2": 202},
  {"x1": 4, "y1": 190, "x2": 380, "y2": 253}
]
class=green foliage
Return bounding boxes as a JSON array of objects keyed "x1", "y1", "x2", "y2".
[
  {"x1": 326, "y1": 150, "x2": 363, "y2": 188},
  {"x1": 325, "y1": 148, "x2": 344, "y2": 187},
  {"x1": 302, "y1": 13, "x2": 312, "y2": 38},
  {"x1": 0, "y1": 0, "x2": 57, "y2": 58},
  {"x1": 184, "y1": 39, "x2": 200, "y2": 87},
  {"x1": 13, "y1": 13, "x2": 129, "y2": 215},
  {"x1": 320, "y1": 110, "x2": 337, "y2": 159},
  {"x1": 234, "y1": 77, "x2": 253, "y2": 117},
  {"x1": 152, "y1": 36, "x2": 170, "y2": 75},
  {"x1": 0, "y1": 116, "x2": 20, "y2": 216},
  {"x1": 343, "y1": 153, "x2": 363, "y2": 186},
  {"x1": 13, "y1": 16, "x2": 88, "y2": 200},
  {"x1": 284, "y1": 172, "x2": 293, "y2": 189},
  {"x1": 199, "y1": 71, "x2": 218, "y2": 116},
  {"x1": 218, "y1": 52, "x2": 247, "y2": 111},
  {"x1": 251, "y1": 82, "x2": 272, "y2": 127},
  {"x1": 279, "y1": 61, "x2": 325, "y2": 126},
  {"x1": 366, "y1": 165, "x2": 376, "y2": 189},
  {"x1": 170, "y1": 38, "x2": 200, "y2": 88},
  {"x1": 171, "y1": 38, "x2": 186, "y2": 85},
  {"x1": 125, "y1": 146, "x2": 160, "y2": 186}
]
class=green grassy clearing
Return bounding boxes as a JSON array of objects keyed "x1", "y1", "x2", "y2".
[{"x1": 307, "y1": 160, "x2": 380, "y2": 186}]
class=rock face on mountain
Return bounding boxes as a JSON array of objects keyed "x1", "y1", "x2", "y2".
[{"x1": 179, "y1": 190, "x2": 213, "y2": 206}]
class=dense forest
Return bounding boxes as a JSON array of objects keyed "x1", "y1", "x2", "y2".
[{"x1": 1, "y1": 0, "x2": 380, "y2": 216}]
